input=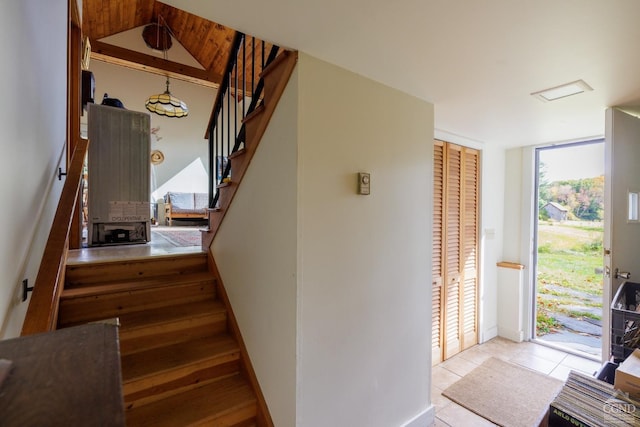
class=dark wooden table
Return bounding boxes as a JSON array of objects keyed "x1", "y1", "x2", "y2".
[{"x1": 0, "y1": 323, "x2": 124, "y2": 426}]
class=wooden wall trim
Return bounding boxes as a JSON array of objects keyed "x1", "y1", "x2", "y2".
[
  {"x1": 70, "y1": 0, "x2": 81, "y2": 27},
  {"x1": 90, "y1": 40, "x2": 221, "y2": 88},
  {"x1": 68, "y1": 9, "x2": 82, "y2": 249}
]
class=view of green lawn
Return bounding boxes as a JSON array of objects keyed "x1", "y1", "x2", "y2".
[{"x1": 536, "y1": 221, "x2": 603, "y2": 335}]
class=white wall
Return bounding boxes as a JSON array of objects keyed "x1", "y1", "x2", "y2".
[
  {"x1": 213, "y1": 53, "x2": 434, "y2": 426},
  {"x1": 502, "y1": 148, "x2": 524, "y2": 261},
  {"x1": 212, "y1": 68, "x2": 300, "y2": 425},
  {"x1": 88, "y1": 61, "x2": 216, "y2": 200},
  {"x1": 501, "y1": 146, "x2": 539, "y2": 341},
  {"x1": 477, "y1": 145, "x2": 505, "y2": 342},
  {"x1": 296, "y1": 54, "x2": 433, "y2": 427},
  {"x1": 0, "y1": 0, "x2": 68, "y2": 338}
]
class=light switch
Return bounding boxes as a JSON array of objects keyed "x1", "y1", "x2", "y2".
[{"x1": 358, "y1": 172, "x2": 370, "y2": 195}]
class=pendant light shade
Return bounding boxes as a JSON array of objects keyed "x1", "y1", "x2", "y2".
[
  {"x1": 143, "y1": 16, "x2": 189, "y2": 118},
  {"x1": 145, "y1": 78, "x2": 188, "y2": 118}
]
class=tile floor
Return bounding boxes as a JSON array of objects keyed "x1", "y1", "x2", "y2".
[
  {"x1": 69, "y1": 225, "x2": 203, "y2": 264},
  {"x1": 432, "y1": 337, "x2": 603, "y2": 426}
]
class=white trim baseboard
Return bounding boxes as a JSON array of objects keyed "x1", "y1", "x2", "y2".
[
  {"x1": 482, "y1": 325, "x2": 498, "y2": 343},
  {"x1": 402, "y1": 405, "x2": 435, "y2": 427}
]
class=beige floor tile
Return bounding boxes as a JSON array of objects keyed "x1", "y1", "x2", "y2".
[
  {"x1": 440, "y1": 355, "x2": 480, "y2": 377},
  {"x1": 560, "y1": 354, "x2": 601, "y2": 375},
  {"x1": 549, "y1": 363, "x2": 574, "y2": 381},
  {"x1": 457, "y1": 345, "x2": 494, "y2": 365},
  {"x1": 474, "y1": 339, "x2": 522, "y2": 360},
  {"x1": 509, "y1": 352, "x2": 559, "y2": 375},
  {"x1": 436, "y1": 402, "x2": 497, "y2": 427},
  {"x1": 432, "y1": 365, "x2": 462, "y2": 390},
  {"x1": 518, "y1": 342, "x2": 569, "y2": 363},
  {"x1": 433, "y1": 417, "x2": 451, "y2": 426},
  {"x1": 431, "y1": 385, "x2": 454, "y2": 412}
]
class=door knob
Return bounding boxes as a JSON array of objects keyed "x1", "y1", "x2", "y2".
[{"x1": 615, "y1": 268, "x2": 631, "y2": 280}]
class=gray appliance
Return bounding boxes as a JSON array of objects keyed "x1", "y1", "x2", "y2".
[{"x1": 87, "y1": 103, "x2": 151, "y2": 246}]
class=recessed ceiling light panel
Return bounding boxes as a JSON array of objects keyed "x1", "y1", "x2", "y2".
[{"x1": 531, "y1": 79, "x2": 593, "y2": 102}]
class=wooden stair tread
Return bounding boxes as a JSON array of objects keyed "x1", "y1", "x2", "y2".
[
  {"x1": 228, "y1": 148, "x2": 246, "y2": 159},
  {"x1": 60, "y1": 271, "x2": 216, "y2": 299},
  {"x1": 118, "y1": 300, "x2": 225, "y2": 331},
  {"x1": 125, "y1": 373, "x2": 257, "y2": 427},
  {"x1": 121, "y1": 334, "x2": 239, "y2": 382}
]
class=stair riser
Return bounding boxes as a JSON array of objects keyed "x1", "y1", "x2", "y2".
[
  {"x1": 119, "y1": 315, "x2": 227, "y2": 355},
  {"x1": 262, "y1": 75, "x2": 279, "y2": 106},
  {"x1": 58, "y1": 281, "x2": 216, "y2": 327},
  {"x1": 242, "y1": 112, "x2": 262, "y2": 153},
  {"x1": 124, "y1": 358, "x2": 241, "y2": 409},
  {"x1": 217, "y1": 184, "x2": 237, "y2": 209},
  {"x1": 66, "y1": 254, "x2": 208, "y2": 286},
  {"x1": 260, "y1": 51, "x2": 289, "y2": 101},
  {"x1": 230, "y1": 155, "x2": 247, "y2": 181}
]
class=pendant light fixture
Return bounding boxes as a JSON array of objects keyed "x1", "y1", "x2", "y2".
[
  {"x1": 143, "y1": 16, "x2": 189, "y2": 118},
  {"x1": 145, "y1": 77, "x2": 188, "y2": 118}
]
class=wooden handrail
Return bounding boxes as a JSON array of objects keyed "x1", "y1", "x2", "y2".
[{"x1": 21, "y1": 137, "x2": 89, "y2": 336}]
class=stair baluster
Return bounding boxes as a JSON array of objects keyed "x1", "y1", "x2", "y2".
[{"x1": 206, "y1": 33, "x2": 281, "y2": 210}]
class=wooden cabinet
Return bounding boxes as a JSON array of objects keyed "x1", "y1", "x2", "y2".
[{"x1": 433, "y1": 140, "x2": 479, "y2": 364}]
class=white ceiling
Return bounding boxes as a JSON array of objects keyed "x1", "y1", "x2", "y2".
[{"x1": 161, "y1": 0, "x2": 640, "y2": 148}]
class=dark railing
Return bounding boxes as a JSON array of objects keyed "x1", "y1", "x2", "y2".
[{"x1": 207, "y1": 32, "x2": 280, "y2": 208}]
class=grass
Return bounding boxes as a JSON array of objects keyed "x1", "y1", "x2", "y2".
[
  {"x1": 536, "y1": 295, "x2": 561, "y2": 335},
  {"x1": 536, "y1": 221, "x2": 604, "y2": 335}
]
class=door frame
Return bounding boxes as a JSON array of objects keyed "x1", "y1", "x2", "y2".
[
  {"x1": 532, "y1": 140, "x2": 605, "y2": 358},
  {"x1": 522, "y1": 139, "x2": 605, "y2": 361}
]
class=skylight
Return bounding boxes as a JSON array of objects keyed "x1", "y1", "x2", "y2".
[{"x1": 531, "y1": 80, "x2": 593, "y2": 102}]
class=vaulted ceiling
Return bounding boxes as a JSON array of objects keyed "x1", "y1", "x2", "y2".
[{"x1": 82, "y1": 0, "x2": 275, "y2": 89}]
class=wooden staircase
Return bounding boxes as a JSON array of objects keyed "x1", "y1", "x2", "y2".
[
  {"x1": 57, "y1": 253, "x2": 262, "y2": 426},
  {"x1": 201, "y1": 49, "x2": 298, "y2": 250},
  {"x1": 20, "y1": 35, "x2": 299, "y2": 427}
]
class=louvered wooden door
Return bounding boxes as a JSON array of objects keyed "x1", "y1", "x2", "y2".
[{"x1": 432, "y1": 141, "x2": 479, "y2": 364}]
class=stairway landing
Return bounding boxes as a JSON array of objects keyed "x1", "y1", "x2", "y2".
[{"x1": 69, "y1": 227, "x2": 204, "y2": 264}]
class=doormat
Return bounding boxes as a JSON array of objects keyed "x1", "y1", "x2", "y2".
[
  {"x1": 152, "y1": 228, "x2": 202, "y2": 247},
  {"x1": 442, "y1": 357, "x2": 563, "y2": 427}
]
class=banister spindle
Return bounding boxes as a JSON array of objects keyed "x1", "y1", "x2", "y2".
[
  {"x1": 251, "y1": 37, "x2": 256, "y2": 110},
  {"x1": 208, "y1": 32, "x2": 282, "y2": 208}
]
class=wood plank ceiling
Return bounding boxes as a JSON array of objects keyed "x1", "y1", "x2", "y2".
[{"x1": 83, "y1": 0, "x2": 268, "y2": 89}]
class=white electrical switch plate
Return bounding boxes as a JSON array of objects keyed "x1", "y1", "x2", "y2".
[{"x1": 358, "y1": 172, "x2": 370, "y2": 195}]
